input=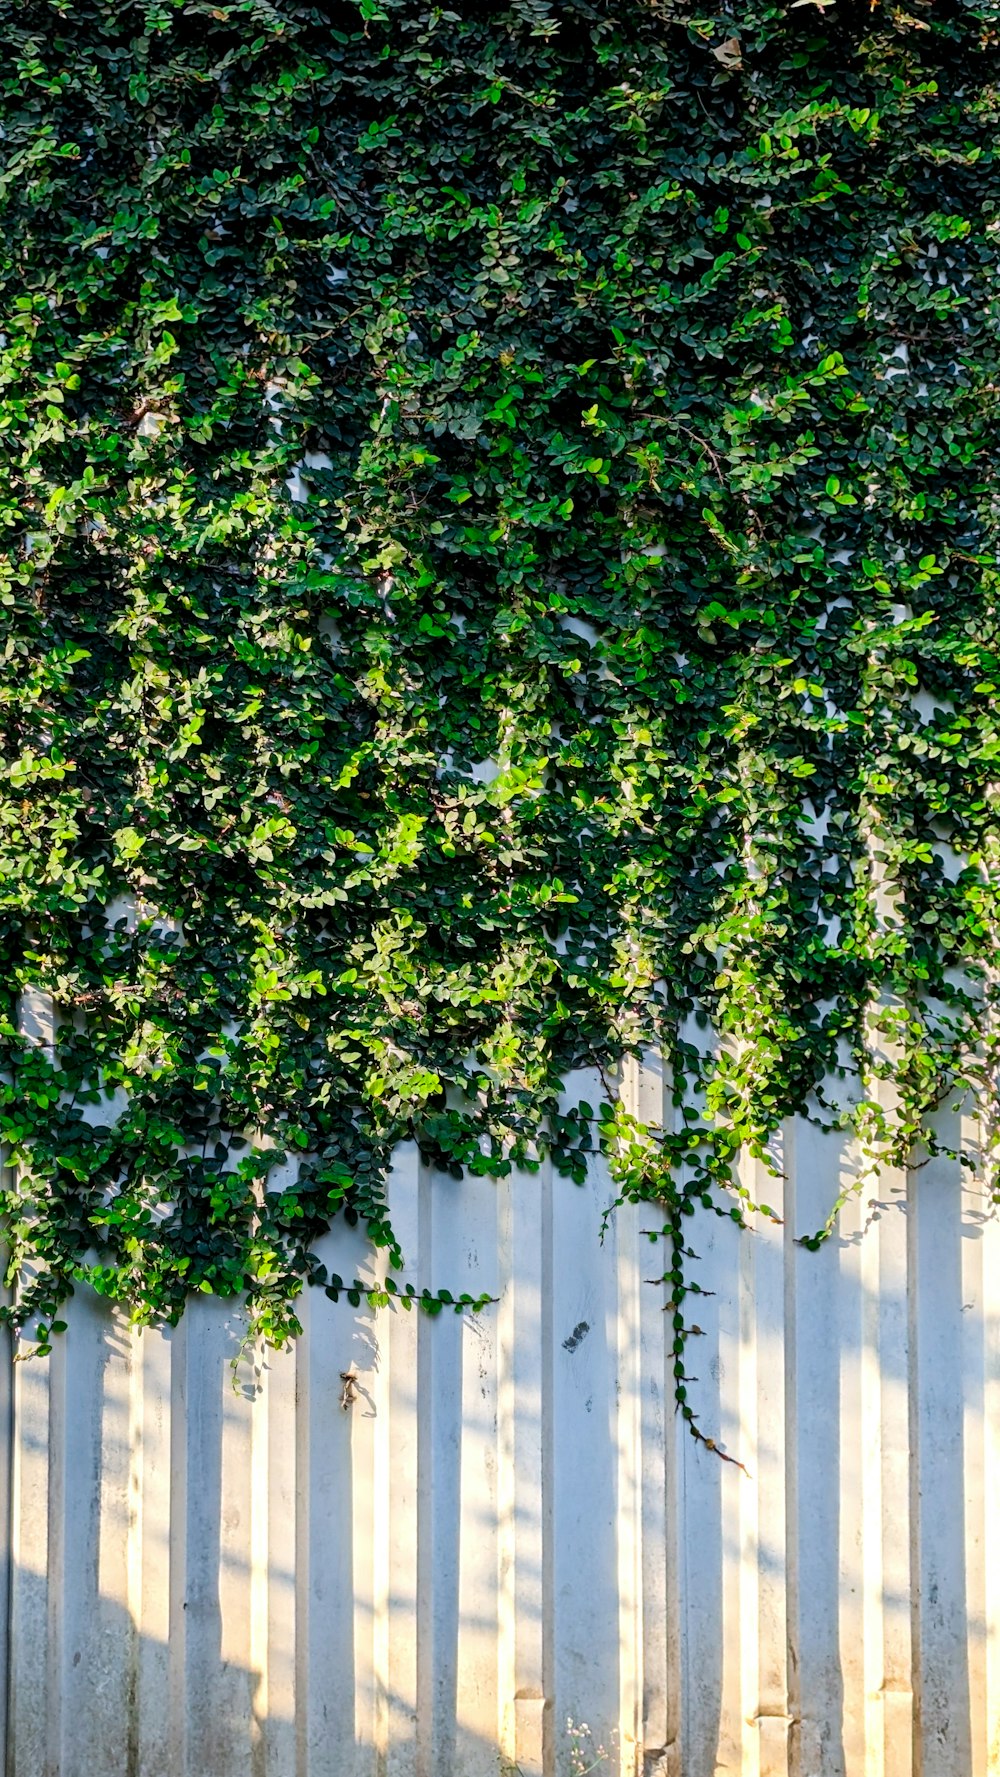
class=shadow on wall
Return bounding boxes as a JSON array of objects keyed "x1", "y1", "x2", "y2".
[
  {"x1": 5, "y1": 1303, "x2": 545, "y2": 1777},
  {"x1": 2, "y1": 1129, "x2": 998, "y2": 1777},
  {"x1": 3, "y1": 1174, "x2": 636, "y2": 1777},
  {"x1": 8, "y1": 1571, "x2": 537, "y2": 1777},
  {"x1": 641, "y1": 1112, "x2": 991, "y2": 1777}
]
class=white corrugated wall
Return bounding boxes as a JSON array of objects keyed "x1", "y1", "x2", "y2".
[{"x1": 3, "y1": 1059, "x2": 999, "y2": 1776}]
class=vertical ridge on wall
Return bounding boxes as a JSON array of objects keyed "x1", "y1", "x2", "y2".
[
  {"x1": 632, "y1": 1046, "x2": 675, "y2": 1777},
  {"x1": 748, "y1": 1143, "x2": 792, "y2": 1777},
  {"x1": 876, "y1": 1141, "x2": 913, "y2": 1777},
  {"x1": 450, "y1": 1156, "x2": 501, "y2": 1776},
  {"x1": 911, "y1": 1118, "x2": 968, "y2": 1777},
  {"x1": 0, "y1": 1257, "x2": 10, "y2": 1775},
  {"x1": 497, "y1": 1150, "x2": 552, "y2": 1777},
  {"x1": 4, "y1": 1100, "x2": 1000, "y2": 1776},
  {"x1": 614, "y1": 1137, "x2": 644, "y2": 1777},
  {"x1": 966, "y1": 1108, "x2": 1000, "y2": 1777},
  {"x1": 384, "y1": 1145, "x2": 421, "y2": 1777},
  {"x1": 134, "y1": 1303, "x2": 171, "y2": 1777},
  {"x1": 9, "y1": 1320, "x2": 50, "y2": 1777}
]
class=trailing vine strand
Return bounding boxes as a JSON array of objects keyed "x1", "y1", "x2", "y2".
[{"x1": 1, "y1": 0, "x2": 999, "y2": 1432}]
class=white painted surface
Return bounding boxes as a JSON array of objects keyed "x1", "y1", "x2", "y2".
[{"x1": 4, "y1": 1087, "x2": 1000, "y2": 1775}]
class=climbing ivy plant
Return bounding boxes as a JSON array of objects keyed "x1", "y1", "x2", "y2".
[{"x1": 1, "y1": 0, "x2": 998, "y2": 1438}]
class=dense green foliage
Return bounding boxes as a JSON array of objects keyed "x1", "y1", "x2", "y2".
[{"x1": 1, "y1": 0, "x2": 998, "y2": 1429}]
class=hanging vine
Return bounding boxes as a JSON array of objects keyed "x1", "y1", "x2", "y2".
[{"x1": 1, "y1": 0, "x2": 998, "y2": 1437}]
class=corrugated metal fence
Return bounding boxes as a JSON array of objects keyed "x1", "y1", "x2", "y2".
[{"x1": 2, "y1": 1061, "x2": 998, "y2": 1776}]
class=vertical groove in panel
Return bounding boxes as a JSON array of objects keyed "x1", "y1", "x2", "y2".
[
  {"x1": 107, "y1": 1315, "x2": 137, "y2": 1777},
  {"x1": 250, "y1": 1328, "x2": 300, "y2": 1777},
  {"x1": 678, "y1": 1191, "x2": 740, "y2": 1776},
  {"x1": 351, "y1": 1238, "x2": 383, "y2": 1777},
  {"x1": 0, "y1": 1166, "x2": 12, "y2": 1777},
  {"x1": 219, "y1": 1316, "x2": 256, "y2": 1775},
  {"x1": 661, "y1": 1114, "x2": 681, "y2": 1777},
  {"x1": 980, "y1": 1163, "x2": 1000, "y2": 1774},
  {"x1": 351, "y1": 1222, "x2": 390, "y2": 1777},
  {"x1": 496, "y1": 1164, "x2": 515, "y2": 1776},
  {"x1": 293, "y1": 1292, "x2": 314, "y2": 1777},
  {"x1": 735, "y1": 1144, "x2": 760, "y2": 1777},
  {"x1": 907, "y1": 1151, "x2": 923, "y2": 1777},
  {"x1": 297, "y1": 1213, "x2": 368, "y2": 1777},
  {"x1": 84, "y1": 1296, "x2": 134, "y2": 1777},
  {"x1": 782, "y1": 1127, "x2": 800, "y2": 1777},
  {"x1": 615, "y1": 1192, "x2": 642, "y2": 1777},
  {"x1": 168, "y1": 1316, "x2": 189, "y2": 1777},
  {"x1": 721, "y1": 1208, "x2": 748, "y2": 1777},
  {"x1": 530, "y1": 1156, "x2": 553, "y2": 1777},
  {"x1": 9, "y1": 1334, "x2": 52, "y2": 1777},
  {"x1": 786, "y1": 1117, "x2": 849, "y2": 1777},
  {"x1": 910, "y1": 1116, "x2": 969, "y2": 1777},
  {"x1": 351, "y1": 1227, "x2": 391, "y2": 1777},
  {"x1": 10, "y1": 990, "x2": 57, "y2": 1777},
  {"x1": 249, "y1": 1349, "x2": 269, "y2": 1777},
  {"x1": 415, "y1": 1159, "x2": 435, "y2": 1777},
  {"x1": 629, "y1": 1052, "x2": 676, "y2": 1777},
  {"x1": 451, "y1": 1160, "x2": 502, "y2": 1772},
  {"x1": 752, "y1": 1140, "x2": 790, "y2": 1777},
  {"x1": 875, "y1": 1153, "x2": 913, "y2": 1777},
  {"x1": 370, "y1": 1252, "x2": 391, "y2": 1777},
  {"x1": 617, "y1": 1061, "x2": 648, "y2": 1777},
  {"x1": 959, "y1": 1123, "x2": 990, "y2": 1777},
  {"x1": 0, "y1": 1326, "x2": 8, "y2": 1777},
  {"x1": 296, "y1": 1265, "x2": 355, "y2": 1777},
  {"x1": 837, "y1": 1167, "x2": 867, "y2": 1777},
  {"x1": 496, "y1": 1154, "x2": 551, "y2": 1777},
  {"x1": 540, "y1": 1158, "x2": 554, "y2": 1777},
  {"x1": 736, "y1": 1150, "x2": 761, "y2": 1777},
  {"x1": 731, "y1": 1138, "x2": 794, "y2": 1777},
  {"x1": 176, "y1": 1306, "x2": 226, "y2": 1777},
  {"x1": 384, "y1": 1146, "x2": 420, "y2": 1777},
  {"x1": 133, "y1": 1326, "x2": 172, "y2": 1777},
  {"x1": 414, "y1": 1159, "x2": 465, "y2": 1773},
  {"x1": 294, "y1": 1306, "x2": 310, "y2": 1777},
  {"x1": 45, "y1": 1329, "x2": 67, "y2": 1777},
  {"x1": 127, "y1": 1326, "x2": 144, "y2": 1777},
  {"x1": 752, "y1": 1144, "x2": 792, "y2": 1774},
  {"x1": 865, "y1": 1161, "x2": 886, "y2": 1777},
  {"x1": 549, "y1": 1085, "x2": 617, "y2": 1777},
  {"x1": 0, "y1": 1142, "x2": 15, "y2": 1777}
]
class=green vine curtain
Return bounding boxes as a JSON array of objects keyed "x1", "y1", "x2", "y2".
[{"x1": 1, "y1": 0, "x2": 997, "y2": 1437}]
